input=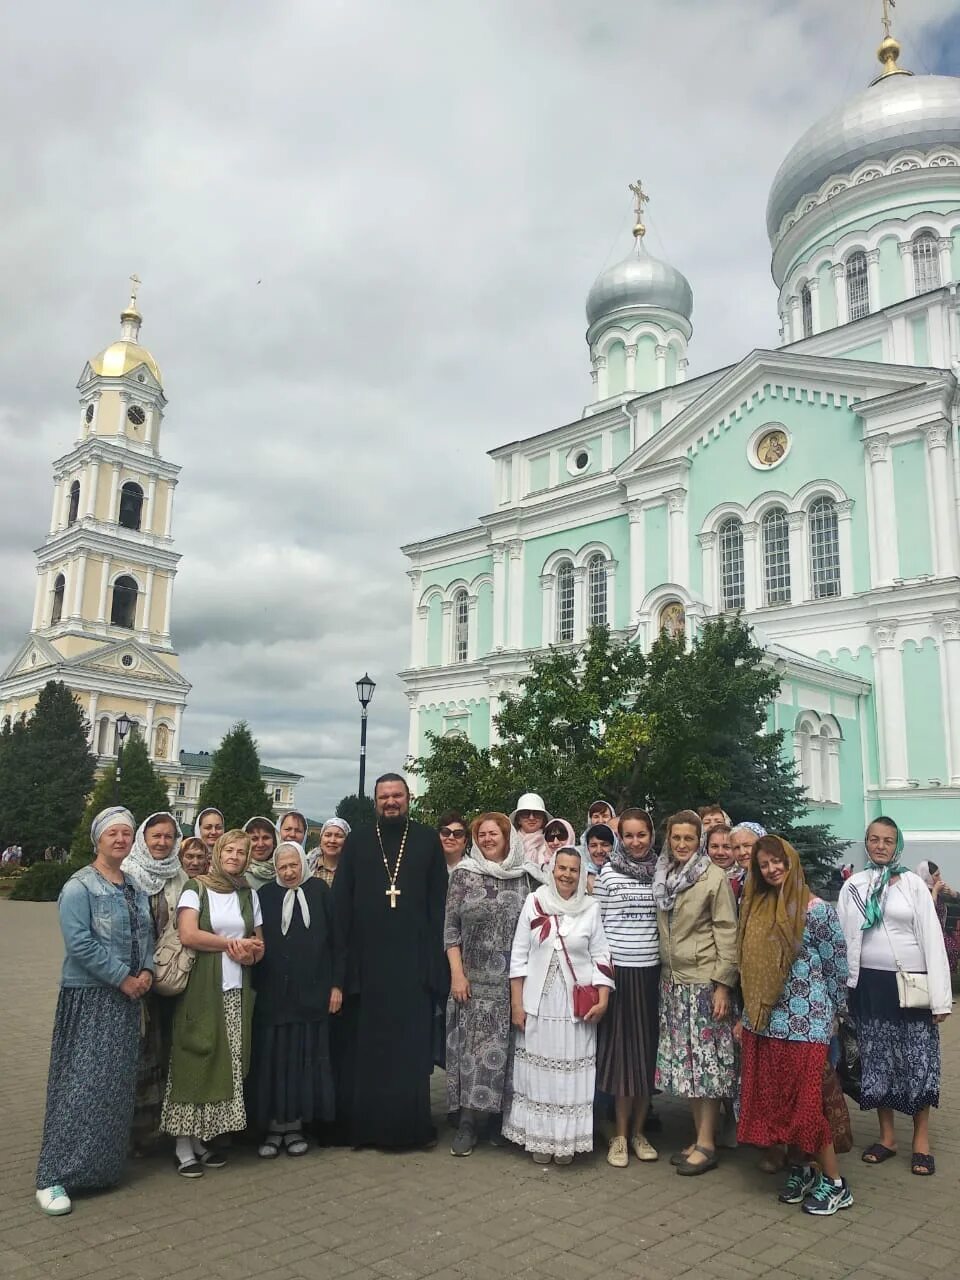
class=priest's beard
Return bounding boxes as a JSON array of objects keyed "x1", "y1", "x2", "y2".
[{"x1": 378, "y1": 811, "x2": 408, "y2": 827}]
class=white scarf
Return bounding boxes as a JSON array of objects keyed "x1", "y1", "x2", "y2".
[
  {"x1": 533, "y1": 846, "x2": 593, "y2": 916},
  {"x1": 458, "y1": 826, "x2": 535, "y2": 881},
  {"x1": 275, "y1": 841, "x2": 312, "y2": 935},
  {"x1": 121, "y1": 812, "x2": 183, "y2": 896}
]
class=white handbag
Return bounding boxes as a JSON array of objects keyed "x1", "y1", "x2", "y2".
[{"x1": 880, "y1": 910, "x2": 931, "y2": 1011}]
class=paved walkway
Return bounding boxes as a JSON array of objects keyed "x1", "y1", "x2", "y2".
[{"x1": 2, "y1": 899, "x2": 958, "y2": 1280}]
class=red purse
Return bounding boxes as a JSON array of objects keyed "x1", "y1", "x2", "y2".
[{"x1": 556, "y1": 927, "x2": 600, "y2": 1020}]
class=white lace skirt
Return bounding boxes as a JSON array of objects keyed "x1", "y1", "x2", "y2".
[{"x1": 502, "y1": 955, "x2": 596, "y2": 1158}]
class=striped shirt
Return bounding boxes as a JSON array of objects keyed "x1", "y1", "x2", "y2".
[{"x1": 593, "y1": 865, "x2": 659, "y2": 968}]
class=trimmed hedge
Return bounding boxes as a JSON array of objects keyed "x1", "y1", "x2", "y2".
[{"x1": 9, "y1": 858, "x2": 87, "y2": 902}]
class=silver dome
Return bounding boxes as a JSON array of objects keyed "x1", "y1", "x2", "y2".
[
  {"x1": 767, "y1": 74, "x2": 960, "y2": 244},
  {"x1": 585, "y1": 242, "x2": 694, "y2": 327}
]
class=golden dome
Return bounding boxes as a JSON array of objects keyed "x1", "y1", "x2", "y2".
[{"x1": 89, "y1": 339, "x2": 162, "y2": 383}]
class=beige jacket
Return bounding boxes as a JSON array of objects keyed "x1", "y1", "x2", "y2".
[{"x1": 657, "y1": 862, "x2": 739, "y2": 988}]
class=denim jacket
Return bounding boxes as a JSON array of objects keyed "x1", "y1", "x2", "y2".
[{"x1": 58, "y1": 864, "x2": 155, "y2": 989}]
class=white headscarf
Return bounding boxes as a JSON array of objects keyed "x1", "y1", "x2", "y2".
[
  {"x1": 275, "y1": 841, "x2": 311, "y2": 936},
  {"x1": 306, "y1": 817, "x2": 351, "y2": 873},
  {"x1": 916, "y1": 860, "x2": 935, "y2": 889},
  {"x1": 121, "y1": 811, "x2": 183, "y2": 896},
  {"x1": 532, "y1": 846, "x2": 593, "y2": 916},
  {"x1": 457, "y1": 823, "x2": 534, "y2": 881},
  {"x1": 91, "y1": 805, "x2": 136, "y2": 848}
]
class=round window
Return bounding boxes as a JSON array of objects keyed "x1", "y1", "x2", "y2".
[
  {"x1": 85, "y1": 404, "x2": 94, "y2": 424},
  {"x1": 121, "y1": 654, "x2": 134, "y2": 668},
  {"x1": 127, "y1": 405, "x2": 146, "y2": 426},
  {"x1": 575, "y1": 451, "x2": 589, "y2": 470}
]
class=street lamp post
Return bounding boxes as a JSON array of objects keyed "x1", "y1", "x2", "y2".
[
  {"x1": 114, "y1": 712, "x2": 133, "y2": 804},
  {"x1": 355, "y1": 673, "x2": 376, "y2": 800}
]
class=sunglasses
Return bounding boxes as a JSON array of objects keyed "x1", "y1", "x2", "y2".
[
  {"x1": 439, "y1": 827, "x2": 467, "y2": 839},
  {"x1": 545, "y1": 833, "x2": 566, "y2": 843}
]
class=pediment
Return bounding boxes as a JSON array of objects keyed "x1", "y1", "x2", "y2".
[
  {"x1": 1, "y1": 635, "x2": 63, "y2": 681},
  {"x1": 66, "y1": 639, "x2": 190, "y2": 689}
]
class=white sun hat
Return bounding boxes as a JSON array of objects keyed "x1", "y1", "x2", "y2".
[{"x1": 509, "y1": 792, "x2": 552, "y2": 825}]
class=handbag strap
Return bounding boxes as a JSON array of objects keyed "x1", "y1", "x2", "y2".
[
  {"x1": 554, "y1": 920, "x2": 581, "y2": 986},
  {"x1": 877, "y1": 880, "x2": 916, "y2": 976}
]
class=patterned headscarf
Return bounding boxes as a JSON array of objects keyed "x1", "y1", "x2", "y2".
[
  {"x1": 91, "y1": 806, "x2": 136, "y2": 848},
  {"x1": 122, "y1": 812, "x2": 183, "y2": 895},
  {"x1": 607, "y1": 809, "x2": 657, "y2": 883},
  {"x1": 196, "y1": 829, "x2": 252, "y2": 895},
  {"x1": 738, "y1": 835, "x2": 810, "y2": 1032},
  {"x1": 732, "y1": 821, "x2": 767, "y2": 840},
  {"x1": 652, "y1": 811, "x2": 710, "y2": 911},
  {"x1": 274, "y1": 841, "x2": 311, "y2": 935},
  {"x1": 862, "y1": 817, "x2": 905, "y2": 931},
  {"x1": 307, "y1": 817, "x2": 351, "y2": 873},
  {"x1": 458, "y1": 817, "x2": 532, "y2": 881},
  {"x1": 243, "y1": 815, "x2": 279, "y2": 885}
]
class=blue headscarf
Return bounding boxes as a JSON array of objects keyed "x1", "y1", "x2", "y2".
[{"x1": 90, "y1": 806, "x2": 136, "y2": 847}]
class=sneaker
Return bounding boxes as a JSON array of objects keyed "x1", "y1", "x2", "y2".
[
  {"x1": 778, "y1": 1164, "x2": 817, "y2": 1204},
  {"x1": 607, "y1": 1135, "x2": 629, "y2": 1168},
  {"x1": 532, "y1": 1151, "x2": 552, "y2": 1164},
  {"x1": 553, "y1": 1153, "x2": 573, "y2": 1165},
  {"x1": 631, "y1": 1133, "x2": 659, "y2": 1162},
  {"x1": 801, "y1": 1174, "x2": 854, "y2": 1216},
  {"x1": 450, "y1": 1120, "x2": 477, "y2": 1157},
  {"x1": 36, "y1": 1185, "x2": 72, "y2": 1216}
]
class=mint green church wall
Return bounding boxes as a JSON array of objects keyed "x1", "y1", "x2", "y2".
[
  {"x1": 476, "y1": 581, "x2": 493, "y2": 657},
  {"x1": 816, "y1": 263, "x2": 837, "y2": 329},
  {"x1": 418, "y1": 699, "x2": 491, "y2": 755},
  {"x1": 422, "y1": 555, "x2": 493, "y2": 593},
  {"x1": 837, "y1": 340, "x2": 884, "y2": 362},
  {"x1": 910, "y1": 314, "x2": 930, "y2": 365},
  {"x1": 471, "y1": 699, "x2": 491, "y2": 750},
  {"x1": 774, "y1": 682, "x2": 866, "y2": 842},
  {"x1": 418, "y1": 705, "x2": 443, "y2": 754},
  {"x1": 426, "y1": 595, "x2": 442, "y2": 666},
  {"x1": 877, "y1": 236, "x2": 901, "y2": 308},
  {"x1": 901, "y1": 639, "x2": 946, "y2": 783},
  {"x1": 953, "y1": 235, "x2": 960, "y2": 283},
  {"x1": 636, "y1": 335, "x2": 657, "y2": 391},
  {"x1": 817, "y1": 646, "x2": 878, "y2": 789},
  {"x1": 666, "y1": 345, "x2": 678, "y2": 384},
  {"x1": 611, "y1": 425, "x2": 631, "y2": 466},
  {"x1": 528, "y1": 454, "x2": 550, "y2": 492},
  {"x1": 521, "y1": 515, "x2": 630, "y2": 646},
  {"x1": 607, "y1": 342, "x2": 627, "y2": 396},
  {"x1": 892, "y1": 440, "x2": 931, "y2": 577},
  {"x1": 795, "y1": 200, "x2": 960, "y2": 278},
  {"x1": 644, "y1": 503, "x2": 668, "y2": 592}
]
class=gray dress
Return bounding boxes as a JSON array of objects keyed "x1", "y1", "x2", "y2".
[{"x1": 444, "y1": 869, "x2": 535, "y2": 1114}]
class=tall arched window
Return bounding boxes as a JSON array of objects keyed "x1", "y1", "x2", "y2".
[
  {"x1": 845, "y1": 250, "x2": 869, "y2": 320},
  {"x1": 556, "y1": 561, "x2": 575, "y2": 642},
  {"x1": 50, "y1": 573, "x2": 66, "y2": 625},
  {"x1": 110, "y1": 575, "x2": 139, "y2": 629},
  {"x1": 761, "y1": 508, "x2": 791, "y2": 605},
  {"x1": 587, "y1": 553, "x2": 608, "y2": 628},
  {"x1": 118, "y1": 482, "x2": 144, "y2": 531},
  {"x1": 912, "y1": 231, "x2": 941, "y2": 294},
  {"x1": 453, "y1": 589, "x2": 469, "y2": 663},
  {"x1": 718, "y1": 518, "x2": 745, "y2": 611},
  {"x1": 809, "y1": 497, "x2": 841, "y2": 599},
  {"x1": 67, "y1": 480, "x2": 80, "y2": 525},
  {"x1": 800, "y1": 284, "x2": 813, "y2": 338}
]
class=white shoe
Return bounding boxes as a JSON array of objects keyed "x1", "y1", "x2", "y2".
[
  {"x1": 607, "y1": 1136, "x2": 629, "y2": 1168},
  {"x1": 36, "y1": 1185, "x2": 72, "y2": 1216},
  {"x1": 631, "y1": 1133, "x2": 659, "y2": 1162}
]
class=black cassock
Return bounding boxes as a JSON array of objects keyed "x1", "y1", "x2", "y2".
[{"x1": 331, "y1": 817, "x2": 449, "y2": 1147}]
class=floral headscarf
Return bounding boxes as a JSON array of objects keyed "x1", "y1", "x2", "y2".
[{"x1": 122, "y1": 811, "x2": 183, "y2": 895}]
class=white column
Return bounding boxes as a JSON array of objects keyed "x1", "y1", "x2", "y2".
[
  {"x1": 507, "y1": 540, "x2": 524, "y2": 649},
  {"x1": 59, "y1": 478, "x2": 73, "y2": 528},
  {"x1": 865, "y1": 434, "x2": 898, "y2": 584},
  {"x1": 49, "y1": 477, "x2": 63, "y2": 534},
  {"x1": 742, "y1": 521, "x2": 760, "y2": 611},
  {"x1": 539, "y1": 573, "x2": 555, "y2": 645},
  {"x1": 440, "y1": 600, "x2": 453, "y2": 665},
  {"x1": 97, "y1": 556, "x2": 111, "y2": 623},
  {"x1": 87, "y1": 691, "x2": 99, "y2": 747},
  {"x1": 628, "y1": 505, "x2": 645, "y2": 621},
  {"x1": 163, "y1": 482, "x2": 175, "y2": 537},
  {"x1": 832, "y1": 263, "x2": 847, "y2": 326},
  {"x1": 466, "y1": 594, "x2": 479, "y2": 662},
  {"x1": 697, "y1": 531, "x2": 716, "y2": 612},
  {"x1": 572, "y1": 566, "x2": 587, "y2": 641},
  {"x1": 655, "y1": 344, "x2": 667, "y2": 390},
  {"x1": 414, "y1": 606, "x2": 428, "y2": 666},
  {"x1": 836, "y1": 500, "x2": 855, "y2": 594},
  {"x1": 144, "y1": 408, "x2": 155, "y2": 448},
  {"x1": 145, "y1": 700, "x2": 156, "y2": 755},
  {"x1": 70, "y1": 554, "x2": 88, "y2": 619},
  {"x1": 871, "y1": 621, "x2": 908, "y2": 787},
  {"x1": 405, "y1": 691, "x2": 419, "y2": 765},
  {"x1": 491, "y1": 545, "x2": 506, "y2": 650},
  {"x1": 807, "y1": 277, "x2": 821, "y2": 334},
  {"x1": 161, "y1": 573, "x2": 174, "y2": 639},
  {"x1": 141, "y1": 566, "x2": 155, "y2": 636},
  {"x1": 172, "y1": 705, "x2": 184, "y2": 760},
  {"x1": 938, "y1": 237, "x2": 953, "y2": 288},
  {"x1": 84, "y1": 460, "x2": 100, "y2": 518},
  {"x1": 677, "y1": 357, "x2": 689, "y2": 384},
  {"x1": 899, "y1": 240, "x2": 914, "y2": 298},
  {"x1": 787, "y1": 295, "x2": 801, "y2": 343},
  {"x1": 108, "y1": 464, "x2": 121, "y2": 523},
  {"x1": 32, "y1": 568, "x2": 47, "y2": 630},
  {"x1": 406, "y1": 570, "x2": 422, "y2": 666},
  {"x1": 146, "y1": 476, "x2": 157, "y2": 533},
  {"x1": 826, "y1": 738, "x2": 841, "y2": 805},
  {"x1": 665, "y1": 490, "x2": 687, "y2": 584},
  {"x1": 625, "y1": 344, "x2": 638, "y2": 392},
  {"x1": 941, "y1": 614, "x2": 960, "y2": 784},
  {"x1": 592, "y1": 355, "x2": 607, "y2": 401},
  {"x1": 488, "y1": 683, "x2": 502, "y2": 747},
  {"x1": 866, "y1": 249, "x2": 880, "y2": 315},
  {"x1": 807, "y1": 733, "x2": 823, "y2": 802},
  {"x1": 786, "y1": 511, "x2": 807, "y2": 602},
  {"x1": 924, "y1": 423, "x2": 958, "y2": 577}
]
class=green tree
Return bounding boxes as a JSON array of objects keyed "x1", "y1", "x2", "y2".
[
  {"x1": 0, "y1": 717, "x2": 31, "y2": 850},
  {"x1": 335, "y1": 793, "x2": 376, "y2": 828},
  {"x1": 407, "y1": 736, "x2": 506, "y2": 825},
  {"x1": 14, "y1": 683, "x2": 96, "y2": 860},
  {"x1": 70, "y1": 735, "x2": 171, "y2": 859},
  {"x1": 195, "y1": 722, "x2": 274, "y2": 831}
]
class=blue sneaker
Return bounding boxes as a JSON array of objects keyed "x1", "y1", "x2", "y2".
[
  {"x1": 778, "y1": 1164, "x2": 817, "y2": 1204},
  {"x1": 801, "y1": 1174, "x2": 854, "y2": 1216}
]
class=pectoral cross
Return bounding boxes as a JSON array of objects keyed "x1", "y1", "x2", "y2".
[{"x1": 386, "y1": 883, "x2": 401, "y2": 908}]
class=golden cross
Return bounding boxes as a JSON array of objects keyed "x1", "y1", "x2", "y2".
[
  {"x1": 881, "y1": 0, "x2": 896, "y2": 39},
  {"x1": 386, "y1": 883, "x2": 401, "y2": 908},
  {"x1": 128, "y1": 273, "x2": 141, "y2": 306},
  {"x1": 628, "y1": 179, "x2": 649, "y2": 222}
]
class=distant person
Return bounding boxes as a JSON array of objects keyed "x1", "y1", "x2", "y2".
[
  {"x1": 917, "y1": 860, "x2": 960, "y2": 972},
  {"x1": 278, "y1": 810, "x2": 308, "y2": 845},
  {"x1": 179, "y1": 836, "x2": 210, "y2": 879},
  {"x1": 243, "y1": 816, "x2": 278, "y2": 889},
  {"x1": 313, "y1": 818, "x2": 350, "y2": 886},
  {"x1": 511, "y1": 793, "x2": 551, "y2": 868},
  {"x1": 437, "y1": 812, "x2": 468, "y2": 875},
  {"x1": 195, "y1": 807, "x2": 224, "y2": 854}
]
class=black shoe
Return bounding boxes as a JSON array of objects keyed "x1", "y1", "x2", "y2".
[
  {"x1": 176, "y1": 1158, "x2": 204, "y2": 1178},
  {"x1": 450, "y1": 1121, "x2": 477, "y2": 1156},
  {"x1": 199, "y1": 1147, "x2": 227, "y2": 1169}
]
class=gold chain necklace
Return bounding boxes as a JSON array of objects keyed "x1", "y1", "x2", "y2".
[{"x1": 376, "y1": 820, "x2": 409, "y2": 909}]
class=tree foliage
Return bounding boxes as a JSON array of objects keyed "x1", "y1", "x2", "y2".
[
  {"x1": 335, "y1": 793, "x2": 375, "y2": 828},
  {"x1": 70, "y1": 735, "x2": 172, "y2": 859},
  {"x1": 195, "y1": 722, "x2": 274, "y2": 831}
]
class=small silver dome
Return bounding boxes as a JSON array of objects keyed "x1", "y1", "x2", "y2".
[
  {"x1": 585, "y1": 242, "x2": 694, "y2": 327},
  {"x1": 767, "y1": 73, "x2": 960, "y2": 244}
]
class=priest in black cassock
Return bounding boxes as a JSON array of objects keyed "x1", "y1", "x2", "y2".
[{"x1": 331, "y1": 772, "x2": 449, "y2": 1148}]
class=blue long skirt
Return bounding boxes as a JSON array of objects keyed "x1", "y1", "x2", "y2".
[{"x1": 850, "y1": 967, "x2": 940, "y2": 1115}]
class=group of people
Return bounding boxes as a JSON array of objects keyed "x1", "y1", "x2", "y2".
[{"x1": 33, "y1": 778, "x2": 953, "y2": 1228}]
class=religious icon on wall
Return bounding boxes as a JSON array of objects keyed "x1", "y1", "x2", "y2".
[
  {"x1": 155, "y1": 723, "x2": 169, "y2": 760},
  {"x1": 756, "y1": 428, "x2": 788, "y2": 466},
  {"x1": 659, "y1": 601, "x2": 685, "y2": 638}
]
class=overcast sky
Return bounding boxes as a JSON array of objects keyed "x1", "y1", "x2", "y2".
[{"x1": 0, "y1": 0, "x2": 956, "y2": 818}]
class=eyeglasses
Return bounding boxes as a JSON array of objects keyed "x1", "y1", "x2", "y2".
[
  {"x1": 545, "y1": 834, "x2": 566, "y2": 843},
  {"x1": 439, "y1": 827, "x2": 467, "y2": 840}
]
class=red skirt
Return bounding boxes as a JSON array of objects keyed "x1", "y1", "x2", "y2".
[{"x1": 737, "y1": 1031, "x2": 831, "y2": 1155}]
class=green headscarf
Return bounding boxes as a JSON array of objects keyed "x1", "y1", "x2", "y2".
[{"x1": 861, "y1": 817, "x2": 905, "y2": 931}]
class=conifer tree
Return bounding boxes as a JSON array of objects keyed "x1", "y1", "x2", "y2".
[
  {"x1": 335, "y1": 793, "x2": 375, "y2": 828},
  {"x1": 195, "y1": 722, "x2": 274, "y2": 831},
  {"x1": 17, "y1": 682, "x2": 96, "y2": 858},
  {"x1": 70, "y1": 734, "x2": 172, "y2": 858}
]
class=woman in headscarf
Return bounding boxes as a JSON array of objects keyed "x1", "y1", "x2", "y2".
[
  {"x1": 916, "y1": 860, "x2": 960, "y2": 974},
  {"x1": 121, "y1": 811, "x2": 187, "y2": 1152},
  {"x1": 737, "y1": 835, "x2": 852, "y2": 1216},
  {"x1": 837, "y1": 817, "x2": 951, "y2": 1176},
  {"x1": 179, "y1": 836, "x2": 210, "y2": 879},
  {"x1": 544, "y1": 818, "x2": 577, "y2": 862},
  {"x1": 243, "y1": 816, "x2": 278, "y2": 890},
  {"x1": 584, "y1": 822, "x2": 617, "y2": 876},
  {"x1": 313, "y1": 817, "x2": 350, "y2": 886},
  {"x1": 729, "y1": 821, "x2": 767, "y2": 902},
  {"x1": 654, "y1": 810, "x2": 738, "y2": 1175},
  {"x1": 503, "y1": 846, "x2": 614, "y2": 1164},
  {"x1": 277, "y1": 809, "x2": 308, "y2": 845},
  {"x1": 594, "y1": 808, "x2": 661, "y2": 1167},
  {"x1": 586, "y1": 798, "x2": 619, "y2": 834},
  {"x1": 250, "y1": 842, "x2": 336, "y2": 1158},
  {"x1": 195, "y1": 807, "x2": 224, "y2": 854},
  {"x1": 35, "y1": 807, "x2": 155, "y2": 1216},
  {"x1": 445, "y1": 812, "x2": 540, "y2": 1156},
  {"x1": 160, "y1": 829, "x2": 264, "y2": 1177},
  {"x1": 510, "y1": 792, "x2": 551, "y2": 869}
]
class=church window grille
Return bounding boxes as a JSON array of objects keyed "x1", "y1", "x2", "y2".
[
  {"x1": 800, "y1": 285, "x2": 813, "y2": 337},
  {"x1": 453, "y1": 589, "x2": 469, "y2": 663},
  {"x1": 67, "y1": 480, "x2": 80, "y2": 525},
  {"x1": 119, "y1": 482, "x2": 144, "y2": 531},
  {"x1": 51, "y1": 573, "x2": 65, "y2": 625},
  {"x1": 587, "y1": 554, "x2": 608, "y2": 628},
  {"x1": 556, "y1": 561, "x2": 575, "y2": 642},
  {"x1": 912, "y1": 232, "x2": 940, "y2": 294},
  {"x1": 761, "y1": 508, "x2": 791, "y2": 605},
  {"x1": 845, "y1": 251, "x2": 869, "y2": 320},
  {"x1": 718, "y1": 518, "x2": 745, "y2": 611},
  {"x1": 809, "y1": 497, "x2": 841, "y2": 599},
  {"x1": 110, "y1": 575, "x2": 139, "y2": 629}
]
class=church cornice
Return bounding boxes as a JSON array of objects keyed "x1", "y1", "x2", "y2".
[
  {"x1": 36, "y1": 521, "x2": 180, "y2": 570},
  {"x1": 54, "y1": 438, "x2": 181, "y2": 480}
]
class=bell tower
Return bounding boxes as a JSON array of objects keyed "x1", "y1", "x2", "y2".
[{"x1": 0, "y1": 280, "x2": 190, "y2": 769}]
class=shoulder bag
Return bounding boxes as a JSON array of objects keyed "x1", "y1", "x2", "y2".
[
  {"x1": 555, "y1": 922, "x2": 600, "y2": 1020},
  {"x1": 153, "y1": 882, "x2": 198, "y2": 997},
  {"x1": 880, "y1": 888, "x2": 930, "y2": 1010}
]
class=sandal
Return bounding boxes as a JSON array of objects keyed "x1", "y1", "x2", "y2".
[
  {"x1": 911, "y1": 1152, "x2": 935, "y2": 1176},
  {"x1": 669, "y1": 1145, "x2": 695, "y2": 1167},
  {"x1": 258, "y1": 1134, "x2": 282, "y2": 1159},
  {"x1": 176, "y1": 1157, "x2": 204, "y2": 1178},
  {"x1": 862, "y1": 1143, "x2": 897, "y2": 1164},
  {"x1": 675, "y1": 1144, "x2": 718, "y2": 1176},
  {"x1": 283, "y1": 1131, "x2": 309, "y2": 1157}
]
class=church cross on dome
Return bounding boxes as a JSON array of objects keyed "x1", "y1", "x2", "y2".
[
  {"x1": 629, "y1": 179, "x2": 649, "y2": 241},
  {"x1": 120, "y1": 273, "x2": 143, "y2": 342},
  {"x1": 127, "y1": 273, "x2": 141, "y2": 308},
  {"x1": 874, "y1": 0, "x2": 911, "y2": 81}
]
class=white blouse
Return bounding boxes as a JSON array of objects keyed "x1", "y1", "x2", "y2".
[
  {"x1": 509, "y1": 891, "x2": 614, "y2": 1016},
  {"x1": 178, "y1": 888, "x2": 263, "y2": 992}
]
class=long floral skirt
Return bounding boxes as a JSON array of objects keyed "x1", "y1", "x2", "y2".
[
  {"x1": 655, "y1": 977, "x2": 736, "y2": 1099},
  {"x1": 160, "y1": 989, "x2": 247, "y2": 1142},
  {"x1": 502, "y1": 957, "x2": 596, "y2": 1158},
  {"x1": 738, "y1": 1032, "x2": 831, "y2": 1154},
  {"x1": 36, "y1": 985, "x2": 140, "y2": 1191},
  {"x1": 446, "y1": 976, "x2": 512, "y2": 1114},
  {"x1": 850, "y1": 968, "x2": 940, "y2": 1114}
]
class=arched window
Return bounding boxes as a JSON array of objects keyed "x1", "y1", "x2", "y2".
[
  {"x1": 718, "y1": 518, "x2": 745, "y2": 611},
  {"x1": 67, "y1": 480, "x2": 80, "y2": 525},
  {"x1": 845, "y1": 250, "x2": 869, "y2": 321},
  {"x1": 587, "y1": 553, "x2": 608, "y2": 628},
  {"x1": 50, "y1": 573, "x2": 65, "y2": 625},
  {"x1": 809, "y1": 497, "x2": 841, "y2": 599},
  {"x1": 118, "y1": 482, "x2": 144, "y2": 531},
  {"x1": 912, "y1": 231, "x2": 940, "y2": 294},
  {"x1": 556, "y1": 561, "x2": 575, "y2": 642},
  {"x1": 110, "y1": 575, "x2": 139, "y2": 629},
  {"x1": 761, "y1": 508, "x2": 791, "y2": 605},
  {"x1": 796, "y1": 718, "x2": 815, "y2": 800},
  {"x1": 453, "y1": 589, "x2": 469, "y2": 663},
  {"x1": 800, "y1": 284, "x2": 813, "y2": 338},
  {"x1": 96, "y1": 715, "x2": 110, "y2": 755}
]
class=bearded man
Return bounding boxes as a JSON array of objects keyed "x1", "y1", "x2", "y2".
[{"x1": 331, "y1": 773, "x2": 448, "y2": 1147}]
